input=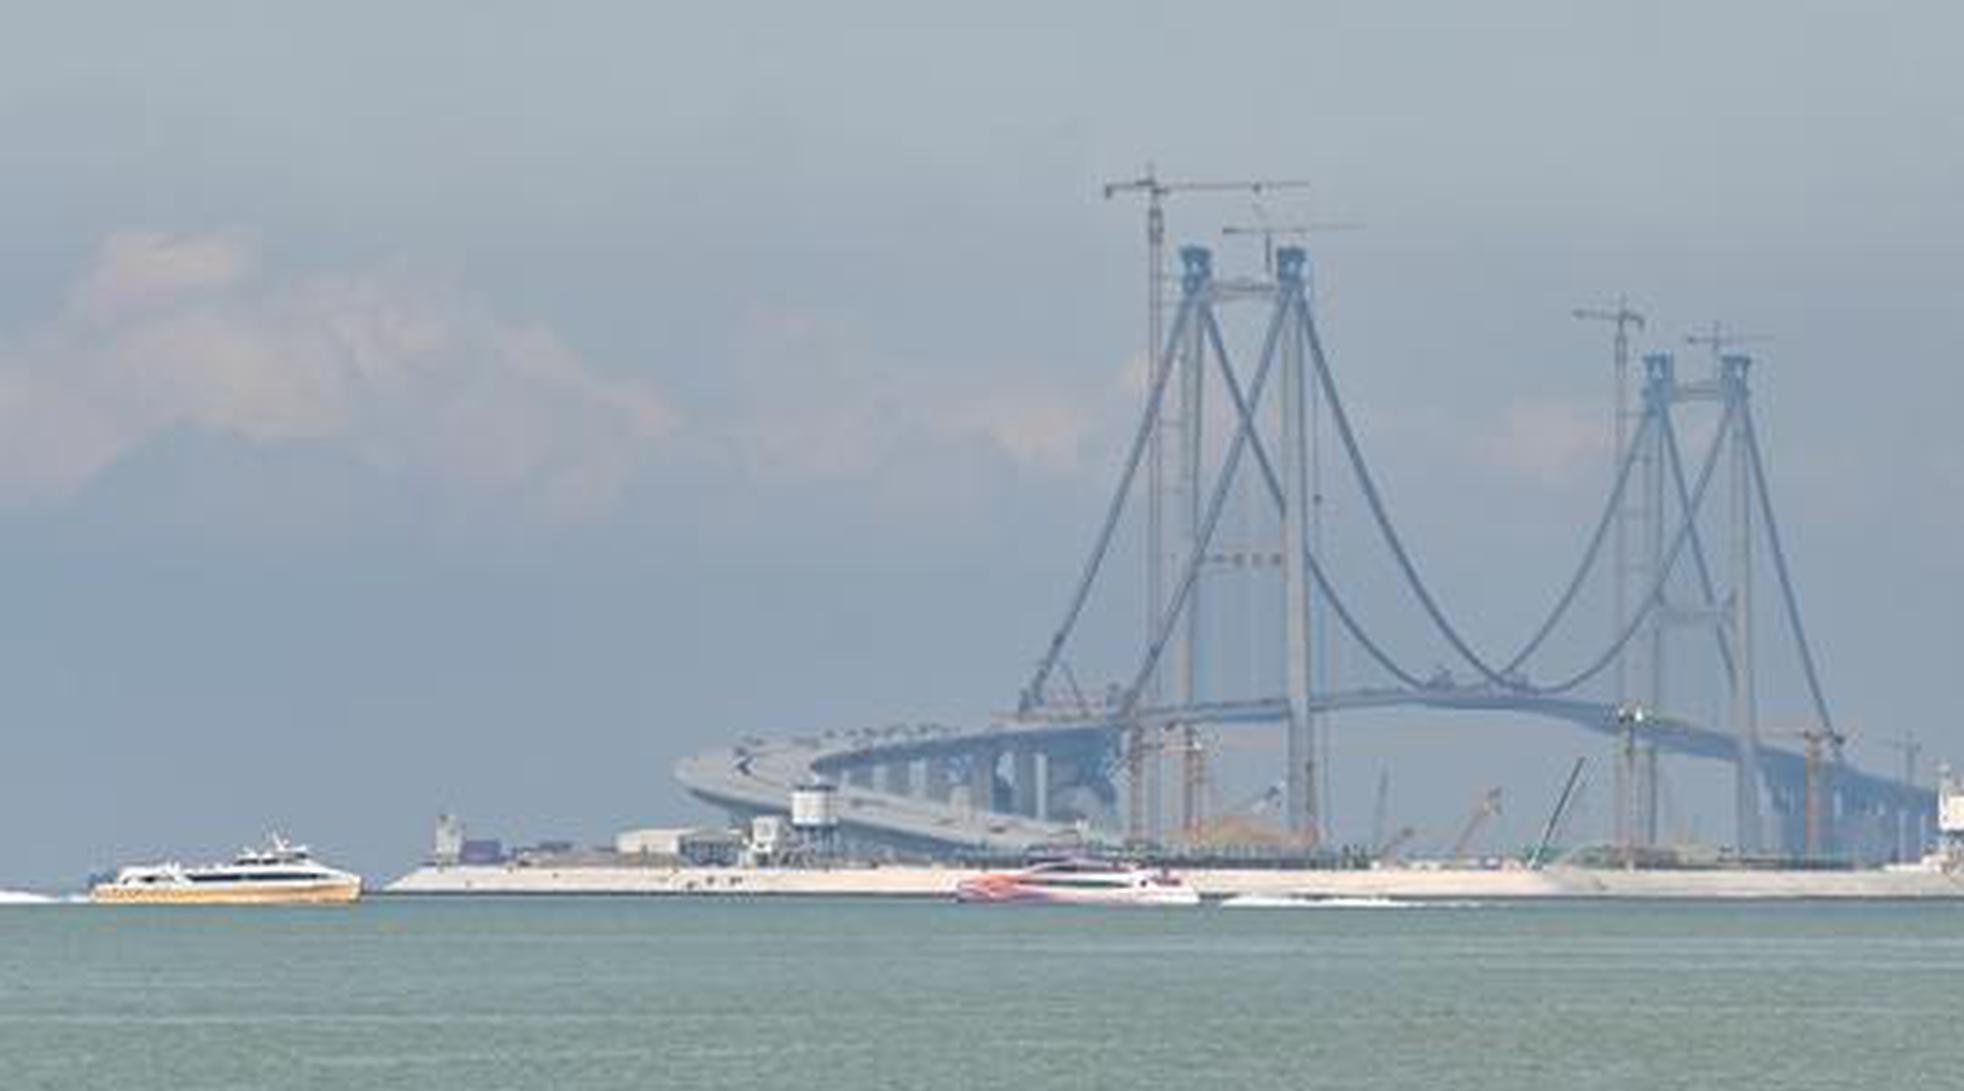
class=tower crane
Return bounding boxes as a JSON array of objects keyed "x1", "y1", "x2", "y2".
[
  {"x1": 1685, "y1": 320, "x2": 1772, "y2": 366},
  {"x1": 1220, "y1": 216, "x2": 1359, "y2": 276},
  {"x1": 1101, "y1": 168, "x2": 1315, "y2": 371},
  {"x1": 1573, "y1": 299, "x2": 1645, "y2": 707}
]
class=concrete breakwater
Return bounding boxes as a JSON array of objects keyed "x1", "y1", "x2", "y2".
[{"x1": 385, "y1": 863, "x2": 1964, "y2": 900}]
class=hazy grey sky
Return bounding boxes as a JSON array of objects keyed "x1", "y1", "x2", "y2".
[{"x1": 3, "y1": 2, "x2": 1960, "y2": 885}]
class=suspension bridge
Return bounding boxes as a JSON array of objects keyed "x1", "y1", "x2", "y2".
[{"x1": 679, "y1": 231, "x2": 1932, "y2": 865}]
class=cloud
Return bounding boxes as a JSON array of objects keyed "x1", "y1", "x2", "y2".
[
  {"x1": 712, "y1": 304, "x2": 1114, "y2": 483},
  {"x1": 0, "y1": 234, "x2": 675, "y2": 518},
  {"x1": 951, "y1": 393, "x2": 1090, "y2": 474},
  {"x1": 0, "y1": 237, "x2": 1131, "y2": 534},
  {"x1": 1478, "y1": 397, "x2": 1613, "y2": 486},
  {"x1": 69, "y1": 232, "x2": 253, "y2": 322}
]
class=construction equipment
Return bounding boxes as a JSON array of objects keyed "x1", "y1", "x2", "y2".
[
  {"x1": 1376, "y1": 825, "x2": 1416, "y2": 864},
  {"x1": 1611, "y1": 702, "x2": 1655, "y2": 862},
  {"x1": 1573, "y1": 300, "x2": 1646, "y2": 708},
  {"x1": 1220, "y1": 213, "x2": 1359, "y2": 276},
  {"x1": 1529, "y1": 758, "x2": 1589, "y2": 870},
  {"x1": 1450, "y1": 788, "x2": 1504, "y2": 863},
  {"x1": 1684, "y1": 320, "x2": 1772, "y2": 361},
  {"x1": 1179, "y1": 729, "x2": 1279, "y2": 840}
]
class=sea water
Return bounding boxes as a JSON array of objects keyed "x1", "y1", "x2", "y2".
[{"x1": 2, "y1": 897, "x2": 1958, "y2": 1089}]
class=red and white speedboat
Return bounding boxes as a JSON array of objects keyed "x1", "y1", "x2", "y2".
[{"x1": 954, "y1": 859, "x2": 1201, "y2": 906}]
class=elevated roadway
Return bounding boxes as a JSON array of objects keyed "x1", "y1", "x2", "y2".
[{"x1": 678, "y1": 685, "x2": 1933, "y2": 858}]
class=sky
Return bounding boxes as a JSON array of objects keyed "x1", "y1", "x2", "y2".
[{"x1": 2, "y1": 2, "x2": 1960, "y2": 887}]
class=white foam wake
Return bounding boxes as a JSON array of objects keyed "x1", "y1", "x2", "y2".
[
  {"x1": 1220, "y1": 894, "x2": 1488, "y2": 909},
  {"x1": 0, "y1": 890, "x2": 55, "y2": 906}
]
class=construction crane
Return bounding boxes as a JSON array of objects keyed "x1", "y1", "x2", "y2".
[
  {"x1": 1220, "y1": 216, "x2": 1360, "y2": 276},
  {"x1": 1101, "y1": 168, "x2": 1315, "y2": 371},
  {"x1": 1573, "y1": 300, "x2": 1646, "y2": 706},
  {"x1": 1529, "y1": 758, "x2": 1589, "y2": 870},
  {"x1": 1685, "y1": 320, "x2": 1773, "y2": 371},
  {"x1": 1449, "y1": 787, "x2": 1504, "y2": 863}
]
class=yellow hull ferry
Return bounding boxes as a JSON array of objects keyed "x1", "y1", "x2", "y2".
[{"x1": 91, "y1": 835, "x2": 362, "y2": 906}]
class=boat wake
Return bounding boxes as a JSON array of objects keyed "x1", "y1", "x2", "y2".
[
  {"x1": 1219, "y1": 894, "x2": 1489, "y2": 909},
  {"x1": 0, "y1": 890, "x2": 55, "y2": 906}
]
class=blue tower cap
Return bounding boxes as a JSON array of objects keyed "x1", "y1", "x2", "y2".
[
  {"x1": 1275, "y1": 246, "x2": 1307, "y2": 283},
  {"x1": 1179, "y1": 246, "x2": 1212, "y2": 294}
]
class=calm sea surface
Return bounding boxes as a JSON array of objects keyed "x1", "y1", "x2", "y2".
[{"x1": 2, "y1": 897, "x2": 1959, "y2": 1090}]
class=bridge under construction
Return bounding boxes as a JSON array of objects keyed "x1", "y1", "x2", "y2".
[{"x1": 680, "y1": 193, "x2": 1933, "y2": 865}]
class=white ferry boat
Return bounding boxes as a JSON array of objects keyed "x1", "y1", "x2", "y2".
[
  {"x1": 955, "y1": 859, "x2": 1200, "y2": 906},
  {"x1": 91, "y1": 835, "x2": 362, "y2": 905}
]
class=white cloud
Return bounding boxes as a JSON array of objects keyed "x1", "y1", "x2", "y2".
[
  {"x1": 713, "y1": 304, "x2": 1114, "y2": 483},
  {"x1": 1478, "y1": 397, "x2": 1613, "y2": 486},
  {"x1": 70, "y1": 232, "x2": 253, "y2": 322},
  {"x1": 950, "y1": 393, "x2": 1090, "y2": 474},
  {"x1": 0, "y1": 234, "x2": 675, "y2": 518},
  {"x1": 0, "y1": 238, "x2": 1135, "y2": 528}
]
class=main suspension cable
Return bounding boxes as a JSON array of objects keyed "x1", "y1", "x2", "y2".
[
  {"x1": 1025, "y1": 296, "x2": 1199, "y2": 707},
  {"x1": 1198, "y1": 308, "x2": 1431, "y2": 690},
  {"x1": 1298, "y1": 298, "x2": 1517, "y2": 686},
  {"x1": 1501, "y1": 407, "x2": 1659, "y2": 674},
  {"x1": 1742, "y1": 403, "x2": 1836, "y2": 739},
  {"x1": 1530, "y1": 403, "x2": 1735, "y2": 695}
]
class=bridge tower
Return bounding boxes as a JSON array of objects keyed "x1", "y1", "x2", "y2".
[
  {"x1": 1721, "y1": 353, "x2": 1765, "y2": 854},
  {"x1": 1626, "y1": 351, "x2": 1677, "y2": 853},
  {"x1": 1275, "y1": 248, "x2": 1320, "y2": 842}
]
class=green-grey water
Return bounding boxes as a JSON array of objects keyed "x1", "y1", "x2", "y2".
[{"x1": 2, "y1": 897, "x2": 1958, "y2": 1090}]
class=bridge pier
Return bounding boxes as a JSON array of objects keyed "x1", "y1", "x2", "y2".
[
  {"x1": 1642, "y1": 744, "x2": 1660, "y2": 847},
  {"x1": 966, "y1": 745, "x2": 1000, "y2": 814},
  {"x1": 923, "y1": 756, "x2": 953, "y2": 803},
  {"x1": 1766, "y1": 775, "x2": 1800, "y2": 858},
  {"x1": 1035, "y1": 749, "x2": 1101, "y2": 824},
  {"x1": 1012, "y1": 747, "x2": 1039, "y2": 818}
]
